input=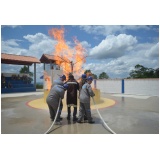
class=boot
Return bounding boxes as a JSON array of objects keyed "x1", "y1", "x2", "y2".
[
  {"x1": 73, "y1": 117, "x2": 78, "y2": 121},
  {"x1": 67, "y1": 116, "x2": 70, "y2": 121},
  {"x1": 88, "y1": 120, "x2": 95, "y2": 124},
  {"x1": 67, "y1": 107, "x2": 71, "y2": 121},
  {"x1": 84, "y1": 115, "x2": 88, "y2": 121},
  {"x1": 73, "y1": 107, "x2": 77, "y2": 119},
  {"x1": 77, "y1": 119, "x2": 83, "y2": 123}
]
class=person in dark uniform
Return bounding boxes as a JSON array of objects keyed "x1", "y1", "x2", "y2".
[{"x1": 65, "y1": 73, "x2": 79, "y2": 121}]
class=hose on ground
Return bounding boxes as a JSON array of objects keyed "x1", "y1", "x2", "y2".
[
  {"x1": 44, "y1": 98, "x2": 61, "y2": 134},
  {"x1": 92, "y1": 97, "x2": 116, "y2": 134}
]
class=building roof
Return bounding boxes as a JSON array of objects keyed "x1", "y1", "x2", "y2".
[
  {"x1": 40, "y1": 54, "x2": 55, "y2": 63},
  {"x1": 1, "y1": 53, "x2": 41, "y2": 65},
  {"x1": 40, "y1": 54, "x2": 70, "y2": 64}
]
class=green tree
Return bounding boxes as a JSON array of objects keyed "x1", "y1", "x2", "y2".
[
  {"x1": 154, "y1": 68, "x2": 159, "y2": 78},
  {"x1": 99, "y1": 72, "x2": 109, "y2": 79},
  {"x1": 92, "y1": 73, "x2": 98, "y2": 79},
  {"x1": 84, "y1": 69, "x2": 92, "y2": 77},
  {"x1": 19, "y1": 65, "x2": 33, "y2": 81},
  {"x1": 84, "y1": 70, "x2": 91, "y2": 74},
  {"x1": 129, "y1": 64, "x2": 159, "y2": 78},
  {"x1": 84, "y1": 70, "x2": 97, "y2": 79}
]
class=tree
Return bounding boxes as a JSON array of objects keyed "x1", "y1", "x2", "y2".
[
  {"x1": 19, "y1": 65, "x2": 33, "y2": 82},
  {"x1": 92, "y1": 73, "x2": 98, "y2": 79},
  {"x1": 129, "y1": 64, "x2": 159, "y2": 78},
  {"x1": 154, "y1": 68, "x2": 159, "y2": 78},
  {"x1": 84, "y1": 69, "x2": 92, "y2": 77},
  {"x1": 84, "y1": 70, "x2": 97, "y2": 79},
  {"x1": 99, "y1": 72, "x2": 109, "y2": 79}
]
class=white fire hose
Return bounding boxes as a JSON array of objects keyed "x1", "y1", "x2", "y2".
[
  {"x1": 92, "y1": 97, "x2": 116, "y2": 134},
  {"x1": 44, "y1": 98, "x2": 62, "y2": 134}
]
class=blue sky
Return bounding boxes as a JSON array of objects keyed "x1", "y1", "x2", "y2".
[{"x1": 1, "y1": 25, "x2": 159, "y2": 82}]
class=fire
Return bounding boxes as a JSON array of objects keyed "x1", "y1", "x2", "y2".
[
  {"x1": 49, "y1": 27, "x2": 86, "y2": 80},
  {"x1": 44, "y1": 71, "x2": 51, "y2": 90}
]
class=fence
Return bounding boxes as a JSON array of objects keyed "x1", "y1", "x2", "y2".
[{"x1": 91, "y1": 78, "x2": 159, "y2": 96}]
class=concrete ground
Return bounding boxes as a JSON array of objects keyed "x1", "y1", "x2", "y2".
[{"x1": 1, "y1": 92, "x2": 159, "y2": 134}]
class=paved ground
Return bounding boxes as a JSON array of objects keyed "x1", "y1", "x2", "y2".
[{"x1": 1, "y1": 92, "x2": 159, "y2": 134}]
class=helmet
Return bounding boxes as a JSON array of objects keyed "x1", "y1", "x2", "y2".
[
  {"x1": 60, "y1": 75, "x2": 66, "y2": 80},
  {"x1": 63, "y1": 84, "x2": 68, "y2": 90},
  {"x1": 87, "y1": 76, "x2": 93, "y2": 81},
  {"x1": 82, "y1": 74, "x2": 86, "y2": 79}
]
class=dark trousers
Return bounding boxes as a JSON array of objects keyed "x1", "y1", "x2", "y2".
[{"x1": 67, "y1": 106, "x2": 77, "y2": 118}]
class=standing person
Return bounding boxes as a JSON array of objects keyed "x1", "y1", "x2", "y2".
[
  {"x1": 65, "y1": 73, "x2": 79, "y2": 121},
  {"x1": 51, "y1": 75, "x2": 66, "y2": 88},
  {"x1": 51, "y1": 74, "x2": 66, "y2": 120},
  {"x1": 46, "y1": 83, "x2": 68, "y2": 123},
  {"x1": 79, "y1": 74, "x2": 88, "y2": 121},
  {"x1": 77, "y1": 76, "x2": 95, "y2": 124},
  {"x1": 79, "y1": 74, "x2": 87, "y2": 92}
]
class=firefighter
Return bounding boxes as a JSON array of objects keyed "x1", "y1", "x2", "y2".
[
  {"x1": 51, "y1": 74, "x2": 66, "y2": 120},
  {"x1": 79, "y1": 74, "x2": 88, "y2": 121},
  {"x1": 77, "y1": 76, "x2": 95, "y2": 124},
  {"x1": 51, "y1": 75, "x2": 66, "y2": 88},
  {"x1": 46, "y1": 83, "x2": 68, "y2": 123},
  {"x1": 79, "y1": 74, "x2": 87, "y2": 91},
  {"x1": 65, "y1": 73, "x2": 79, "y2": 121}
]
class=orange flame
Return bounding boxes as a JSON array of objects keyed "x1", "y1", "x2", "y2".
[
  {"x1": 49, "y1": 27, "x2": 86, "y2": 80},
  {"x1": 44, "y1": 71, "x2": 51, "y2": 90}
]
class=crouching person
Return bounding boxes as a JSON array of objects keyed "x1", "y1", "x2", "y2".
[
  {"x1": 77, "y1": 76, "x2": 95, "y2": 124},
  {"x1": 46, "y1": 83, "x2": 68, "y2": 124}
]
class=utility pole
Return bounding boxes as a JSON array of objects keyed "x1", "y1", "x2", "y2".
[{"x1": 56, "y1": 55, "x2": 87, "y2": 75}]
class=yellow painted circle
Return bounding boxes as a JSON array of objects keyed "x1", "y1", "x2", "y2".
[{"x1": 27, "y1": 97, "x2": 116, "y2": 111}]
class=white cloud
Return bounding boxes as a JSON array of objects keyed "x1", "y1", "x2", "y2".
[
  {"x1": 145, "y1": 42, "x2": 159, "y2": 58},
  {"x1": 1, "y1": 40, "x2": 28, "y2": 55},
  {"x1": 2, "y1": 39, "x2": 20, "y2": 47},
  {"x1": 81, "y1": 41, "x2": 91, "y2": 48},
  {"x1": 1, "y1": 30, "x2": 158, "y2": 80},
  {"x1": 84, "y1": 41, "x2": 159, "y2": 78},
  {"x1": 2, "y1": 33, "x2": 57, "y2": 59},
  {"x1": 79, "y1": 25, "x2": 151, "y2": 36},
  {"x1": 23, "y1": 33, "x2": 49, "y2": 43},
  {"x1": 89, "y1": 34, "x2": 137, "y2": 59},
  {"x1": 27, "y1": 39, "x2": 56, "y2": 58},
  {"x1": 1, "y1": 25, "x2": 21, "y2": 29},
  {"x1": 1, "y1": 32, "x2": 57, "y2": 82}
]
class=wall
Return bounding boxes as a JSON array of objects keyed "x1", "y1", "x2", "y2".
[
  {"x1": 124, "y1": 79, "x2": 159, "y2": 96},
  {"x1": 91, "y1": 79, "x2": 159, "y2": 96},
  {"x1": 92, "y1": 79, "x2": 121, "y2": 93}
]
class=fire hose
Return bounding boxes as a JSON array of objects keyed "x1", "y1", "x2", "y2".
[
  {"x1": 44, "y1": 98, "x2": 61, "y2": 134},
  {"x1": 92, "y1": 97, "x2": 116, "y2": 134},
  {"x1": 44, "y1": 97, "x2": 116, "y2": 134}
]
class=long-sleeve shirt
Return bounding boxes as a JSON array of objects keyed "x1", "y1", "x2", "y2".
[
  {"x1": 80, "y1": 83, "x2": 95, "y2": 103},
  {"x1": 46, "y1": 79, "x2": 64, "y2": 108}
]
